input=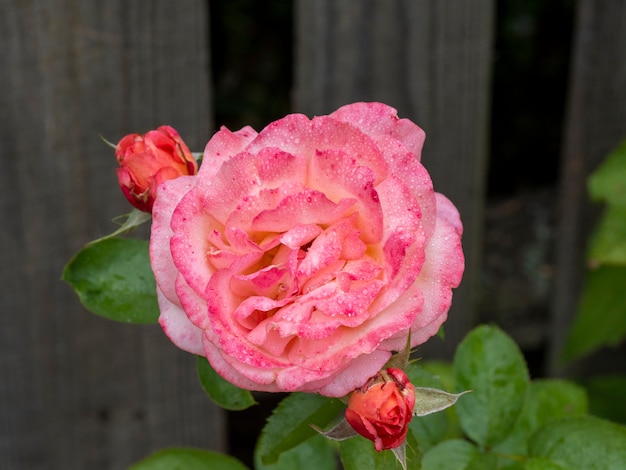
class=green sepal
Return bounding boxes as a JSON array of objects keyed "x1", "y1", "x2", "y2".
[
  {"x1": 384, "y1": 333, "x2": 412, "y2": 370},
  {"x1": 413, "y1": 387, "x2": 470, "y2": 417},
  {"x1": 89, "y1": 209, "x2": 152, "y2": 245}
]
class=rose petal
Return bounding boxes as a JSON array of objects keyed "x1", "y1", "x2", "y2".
[
  {"x1": 202, "y1": 335, "x2": 280, "y2": 391},
  {"x1": 201, "y1": 125, "x2": 257, "y2": 182},
  {"x1": 157, "y1": 287, "x2": 204, "y2": 355},
  {"x1": 205, "y1": 258, "x2": 292, "y2": 371},
  {"x1": 248, "y1": 112, "x2": 389, "y2": 185},
  {"x1": 309, "y1": 148, "x2": 384, "y2": 243},
  {"x1": 150, "y1": 175, "x2": 196, "y2": 304},
  {"x1": 169, "y1": 186, "x2": 222, "y2": 297},
  {"x1": 279, "y1": 224, "x2": 323, "y2": 250},
  {"x1": 283, "y1": 292, "x2": 417, "y2": 374},
  {"x1": 367, "y1": 175, "x2": 425, "y2": 314},
  {"x1": 307, "y1": 350, "x2": 391, "y2": 397},
  {"x1": 200, "y1": 151, "x2": 262, "y2": 224},
  {"x1": 386, "y1": 151, "x2": 437, "y2": 240},
  {"x1": 254, "y1": 147, "x2": 308, "y2": 186},
  {"x1": 246, "y1": 113, "x2": 314, "y2": 157},
  {"x1": 434, "y1": 192, "x2": 463, "y2": 237},
  {"x1": 205, "y1": 148, "x2": 310, "y2": 229},
  {"x1": 312, "y1": 116, "x2": 388, "y2": 185},
  {"x1": 175, "y1": 273, "x2": 212, "y2": 330},
  {"x1": 250, "y1": 190, "x2": 356, "y2": 232},
  {"x1": 296, "y1": 217, "x2": 355, "y2": 280},
  {"x1": 329, "y1": 102, "x2": 426, "y2": 159},
  {"x1": 382, "y1": 194, "x2": 464, "y2": 351}
]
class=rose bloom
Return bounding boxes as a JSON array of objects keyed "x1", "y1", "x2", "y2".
[
  {"x1": 150, "y1": 102, "x2": 464, "y2": 397},
  {"x1": 116, "y1": 125, "x2": 198, "y2": 212},
  {"x1": 345, "y1": 368, "x2": 416, "y2": 451}
]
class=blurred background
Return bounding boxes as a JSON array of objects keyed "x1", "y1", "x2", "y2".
[{"x1": 1, "y1": 1, "x2": 625, "y2": 468}]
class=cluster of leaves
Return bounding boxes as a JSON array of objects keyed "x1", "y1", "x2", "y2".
[
  {"x1": 563, "y1": 139, "x2": 626, "y2": 362},
  {"x1": 559, "y1": 140, "x2": 626, "y2": 428},
  {"x1": 62, "y1": 156, "x2": 626, "y2": 468},
  {"x1": 63, "y1": 241, "x2": 626, "y2": 468},
  {"x1": 132, "y1": 323, "x2": 626, "y2": 469}
]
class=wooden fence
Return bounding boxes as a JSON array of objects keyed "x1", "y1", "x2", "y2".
[{"x1": 1, "y1": 1, "x2": 625, "y2": 468}]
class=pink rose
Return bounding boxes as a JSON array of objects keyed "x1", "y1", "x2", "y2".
[
  {"x1": 116, "y1": 125, "x2": 197, "y2": 212},
  {"x1": 345, "y1": 368, "x2": 416, "y2": 451},
  {"x1": 150, "y1": 102, "x2": 464, "y2": 397}
]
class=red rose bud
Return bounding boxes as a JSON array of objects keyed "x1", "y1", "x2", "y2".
[
  {"x1": 115, "y1": 125, "x2": 197, "y2": 212},
  {"x1": 345, "y1": 368, "x2": 416, "y2": 451}
]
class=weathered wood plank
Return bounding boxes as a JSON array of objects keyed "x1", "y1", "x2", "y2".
[
  {"x1": 547, "y1": 0, "x2": 626, "y2": 376},
  {"x1": 0, "y1": 1, "x2": 221, "y2": 469},
  {"x1": 294, "y1": 0, "x2": 494, "y2": 358}
]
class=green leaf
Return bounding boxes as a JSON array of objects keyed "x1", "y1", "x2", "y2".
[
  {"x1": 62, "y1": 237, "x2": 159, "y2": 323},
  {"x1": 562, "y1": 265, "x2": 626, "y2": 361},
  {"x1": 582, "y1": 374, "x2": 626, "y2": 424},
  {"x1": 257, "y1": 393, "x2": 344, "y2": 465},
  {"x1": 453, "y1": 325, "x2": 529, "y2": 448},
  {"x1": 529, "y1": 416, "x2": 626, "y2": 469},
  {"x1": 588, "y1": 139, "x2": 626, "y2": 206},
  {"x1": 495, "y1": 379, "x2": 588, "y2": 455},
  {"x1": 465, "y1": 452, "x2": 498, "y2": 470},
  {"x1": 523, "y1": 457, "x2": 570, "y2": 470},
  {"x1": 588, "y1": 205, "x2": 626, "y2": 266},
  {"x1": 196, "y1": 356, "x2": 257, "y2": 411},
  {"x1": 129, "y1": 447, "x2": 248, "y2": 470},
  {"x1": 410, "y1": 407, "x2": 450, "y2": 453},
  {"x1": 255, "y1": 434, "x2": 337, "y2": 470},
  {"x1": 437, "y1": 326, "x2": 445, "y2": 341},
  {"x1": 339, "y1": 429, "x2": 421, "y2": 470},
  {"x1": 498, "y1": 462, "x2": 525, "y2": 470},
  {"x1": 421, "y1": 439, "x2": 480, "y2": 470}
]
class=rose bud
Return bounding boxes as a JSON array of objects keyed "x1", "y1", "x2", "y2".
[
  {"x1": 115, "y1": 125, "x2": 197, "y2": 212},
  {"x1": 344, "y1": 368, "x2": 416, "y2": 451}
]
